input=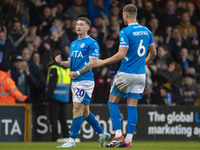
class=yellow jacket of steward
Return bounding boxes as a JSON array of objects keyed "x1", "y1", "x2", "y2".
[{"x1": 46, "y1": 64, "x2": 71, "y2": 103}]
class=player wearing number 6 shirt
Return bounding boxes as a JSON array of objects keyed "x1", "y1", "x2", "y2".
[
  {"x1": 55, "y1": 17, "x2": 110, "y2": 148},
  {"x1": 94, "y1": 4, "x2": 157, "y2": 148}
]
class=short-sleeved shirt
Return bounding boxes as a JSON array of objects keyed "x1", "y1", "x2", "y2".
[
  {"x1": 118, "y1": 23, "x2": 154, "y2": 74},
  {"x1": 68, "y1": 35, "x2": 99, "y2": 82}
]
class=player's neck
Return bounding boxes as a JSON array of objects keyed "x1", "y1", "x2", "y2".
[
  {"x1": 127, "y1": 19, "x2": 137, "y2": 25},
  {"x1": 78, "y1": 33, "x2": 88, "y2": 40}
]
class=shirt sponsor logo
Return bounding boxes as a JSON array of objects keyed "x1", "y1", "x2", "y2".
[{"x1": 71, "y1": 51, "x2": 83, "y2": 58}]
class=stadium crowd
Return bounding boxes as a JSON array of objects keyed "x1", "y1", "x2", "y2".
[{"x1": 0, "y1": 0, "x2": 200, "y2": 106}]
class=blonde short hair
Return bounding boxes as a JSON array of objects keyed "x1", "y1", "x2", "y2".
[{"x1": 123, "y1": 4, "x2": 137, "y2": 18}]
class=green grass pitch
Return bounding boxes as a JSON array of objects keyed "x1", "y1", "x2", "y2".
[{"x1": 0, "y1": 141, "x2": 200, "y2": 150}]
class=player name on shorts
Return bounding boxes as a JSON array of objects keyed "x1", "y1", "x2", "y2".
[{"x1": 132, "y1": 31, "x2": 148, "y2": 36}]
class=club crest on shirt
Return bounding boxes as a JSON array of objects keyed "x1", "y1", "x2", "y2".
[{"x1": 80, "y1": 43, "x2": 85, "y2": 48}]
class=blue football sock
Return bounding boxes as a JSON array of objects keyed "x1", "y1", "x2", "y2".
[
  {"x1": 86, "y1": 112, "x2": 103, "y2": 134},
  {"x1": 127, "y1": 106, "x2": 137, "y2": 134},
  {"x1": 70, "y1": 116, "x2": 83, "y2": 139},
  {"x1": 108, "y1": 101, "x2": 121, "y2": 130}
]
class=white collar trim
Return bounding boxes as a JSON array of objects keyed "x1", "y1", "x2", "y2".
[{"x1": 128, "y1": 23, "x2": 138, "y2": 26}]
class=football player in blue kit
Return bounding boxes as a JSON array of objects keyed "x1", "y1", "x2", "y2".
[
  {"x1": 94, "y1": 4, "x2": 157, "y2": 148},
  {"x1": 55, "y1": 17, "x2": 110, "y2": 148}
]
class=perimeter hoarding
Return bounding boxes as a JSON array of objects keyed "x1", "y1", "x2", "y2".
[
  {"x1": 0, "y1": 104, "x2": 30, "y2": 142},
  {"x1": 31, "y1": 104, "x2": 200, "y2": 141}
]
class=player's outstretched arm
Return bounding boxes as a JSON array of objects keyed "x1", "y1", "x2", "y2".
[
  {"x1": 145, "y1": 44, "x2": 157, "y2": 65},
  {"x1": 104, "y1": 47, "x2": 128, "y2": 65},
  {"x1": 69, "y1": 58, "x2": 95, "y2": 79},
  {"x1": 94, "y1": 47, "x2": 128, "y2": 67},
  {"x1": 55, "y1": 55, "x2": 70, "y2": 68}
]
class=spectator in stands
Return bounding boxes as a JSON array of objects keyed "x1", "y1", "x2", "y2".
[
  {"x1": 22, "y1": 47, "x2": 39, "y2": 78},
  {"x1": 186, "y1": 1, "x2": 199, "y2": 30},
  {"x1": 65, "y1": 0, "x2": 87, "y2": 20},
  {"x1": 185, "y1": 67, "x2": 196, "y2": 76},
  {"x1": 159, "y1": 0, "x2": 179, "y2": 30},
  {"x1": 89, "y1": 26, "x2": 98, "y2": 41},
  {"x1": 193, "y1": 0, "x2": 200, "y2": 36},
  {"x1": 52, "y1": 2, "x2": 66, "y2": 20},
  {"x1": 109, "y1": 3, "x2": 121, "y2": 18},
  {"x1": 93, "y1": 15, "x2": 108, "y2": 44},
  {"x1": 153, "y1": 45, "x2": 171, "y2": 72},
  {"x1": 94, "y1": 15, "x2": 106, "y2": 34},
  {"x1": 0, "y1": 30, "x2": 11, "y2": 63},
  {"x1": 28, "y1": 0, "x2": 45, "y2": 26},
  {"x1": 189, "y1": 35, "x2": 200, "y2": 73},
  {"x1": 22, "y1": 47, "x2": 41, "y2": 102},
  {"x1": 0, "y1": 62, "x2": 28, "y2": 104},
  {"x1": 166, "y1": 27, "x2": 189, "y2": 58},
  {"x1": 11, "y1": 55, "x2": 36, "y2": 101},
  {"x1": 176, "y1": 11, "x2": 197, "y2": 39},
  {"x1": 181, "y1": 73, "x2": 199, "y2": 105},
  {"x1": 26, "y1": 26, "x2": 42, "y2": 48},
  {"x1": 165, "y1": 26, "x2": 173, "y2": 45},
  {"x1": 39, "y1": 19, "x2": 70, "y2": 63},
  {"x1": 140, "y1": 1, "x2": 155, "y2": 25},
  {"x1": 27, "y1": 42, "x2": 38, "y2": 53},
  {"x1": 38, "y1": 5, "x2": 53, "y2": 38},
  {"x1": 51, "y1": 19, "x2": 71, "y2": 59},
  {"x1": 190, "y1": 34, "x2": 200, "y2": 51},
  {"x1": 148, "y1": 17, "x2": 164, "y2": 43},
  {"x1": 86, "y1": 0, "x2": 110, "y2": 25},
  {"x1": 64, "y1": 19, "x2": 77, "y2": 42},
  {"x1": 7, "y1": 20, "x2": 28, "y2": 57},
  {"x1": 1, "y1": 0, "x2": 19, "y2": 27},
  {"x1": 63, "y1": 17, "x2": 71, "y2": 31},
  {"x1": 11, "y1": 55, "x2": 25, "y2": 85},
  {"x1": 150, "y1": 61, "x2": 184, "y2": 105},
  {"x1": 154, "y1": 82, "x2": 173, "y2": 105},
  {"x1": 89, "y1": 26, "x2": 104, "y2": 45},
  {"x1": 176, "y1": 0, "x2": 187, "y2": 18},
  {"x1": 108, "y1": 16, "x2": 120, "y2": 39},
  {"x1": 178, "y1": 47, "x2": 192, "y2": 70},
  {"x1": 100, "y1": 36, "x2": 119, "y2": 72},
  {"x1": 32, "y1": 52, "x2": 42, "y2": 69}
]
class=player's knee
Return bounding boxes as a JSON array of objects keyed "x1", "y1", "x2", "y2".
[
  {"x1": 73, "y1": 106, "x2": 83, "y2": 117},
  {"x1": 108, "y1": 99, "x2": 119, "y2": 103},
  {"x1": 83, "y1": 110, "x2": 90, "y2": 119}
]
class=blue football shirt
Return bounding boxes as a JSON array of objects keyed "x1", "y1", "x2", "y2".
[
  {"x1": 68, "y1": 35, "x2": 99, "y2": 82},
  {"x1": 118, "y1": 23, "x2": 154, "y2": 74}
]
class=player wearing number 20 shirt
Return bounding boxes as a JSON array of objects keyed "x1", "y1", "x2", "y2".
[
  {"x1": 68, "y1": 35, "x2": 99, "y2": 105},
  {"x1": 68, "y1": 35, "x2": 99, "y2": 82},
  {"x1": 111, "y1": 23, "x2": 154, "y2": 99}
]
